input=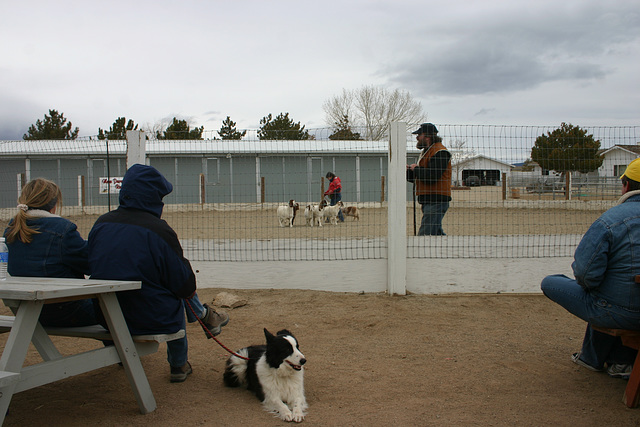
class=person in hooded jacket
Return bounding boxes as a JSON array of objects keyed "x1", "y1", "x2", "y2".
[{"x1": 88, "y1": 164, "x2": 229, "y2": 383}]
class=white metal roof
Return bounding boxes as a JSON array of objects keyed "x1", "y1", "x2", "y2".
[{"x1": 0, "y1": 139, "x2": 422, "y2": 156}]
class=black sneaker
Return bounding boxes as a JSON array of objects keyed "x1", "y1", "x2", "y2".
[
  {"x1": 201, "y1": 303, "x2": 229, "y2": 338},
  {"x1": 170, "y1": 361, "x2": 192, "y2": 383},
  {"x1": 571, "y1": 352, "x2": 602, "y2": 372}
]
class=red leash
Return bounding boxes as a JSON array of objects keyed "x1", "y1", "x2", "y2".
[{"x1": 185, "y1": 299, "x2": 250, "y2": 361}]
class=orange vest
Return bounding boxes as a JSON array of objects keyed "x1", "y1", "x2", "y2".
[{"x1": 415, "y1": 142, "x2": 452, "y2": 197}]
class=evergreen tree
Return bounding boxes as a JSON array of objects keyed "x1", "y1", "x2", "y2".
[
  {"x1": 23, "y1": 109, "x2": 79, "y2": 140},
  {"x1": 531, "y1": 122, "x2": 603, "y2": 174},
  {"x1": 218, "y1": 116, "x2": 246, "y2": 140},
  {"x1": 258, "y1": 112, "x2": 309, "y2": 140},
  {"x1": 98, "y1": 117, "x2": 138, "y2": 140},
  {"x1": 329, "y1": 115, "x2": 361, "y2": 140},
  {"x1": 156, "y1": 118, "x2": 204, "y2": 140}
]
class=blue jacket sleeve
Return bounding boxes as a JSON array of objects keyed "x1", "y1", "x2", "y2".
[
  {"x1": 60, "y1": 221, "x2": 90, "y2": 276},
  {"x1": 158, "y1": 240, "x2": 197, "y2": 299},
  {"x1": 572, "y1": 218, "x2": 610, "y2": 289}
]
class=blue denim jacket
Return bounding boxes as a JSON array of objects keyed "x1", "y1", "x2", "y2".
[
  {"x1": 572, "y1": 190, "x2": 640, "y2": 311},
  {"x1": 3, "y1": 211, "x2": 89, "y2": 279}
]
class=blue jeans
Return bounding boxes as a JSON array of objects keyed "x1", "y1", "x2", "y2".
[
  {"x1": 329, "y1": 193, "x2": 345, "y2": 222},
  {"x1": 418, "y1": 202, "x2": 449, "y2": 236},
  {"x1": 167, "y1": 293, "x2": 207, "y2": 368},
  {"x1": 541, "y1": 274, "x2": 640, "y2": 368}
]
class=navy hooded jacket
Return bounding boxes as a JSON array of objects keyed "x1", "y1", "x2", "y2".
[{"x1": 88, "y1": 164, "x2": 196, "y2": 335}]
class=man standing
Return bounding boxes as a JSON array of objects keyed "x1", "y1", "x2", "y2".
[
  {"x1": 324, "y1": 171, "x2": 345, "y2": 222},
  {"x1": 541, "y1": 158, "x2": 640, "y2": 378},
  {"x1": 406, "y1": 123, "x2": 452, "y2": 235}
]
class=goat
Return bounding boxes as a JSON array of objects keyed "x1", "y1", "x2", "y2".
[
  {"x1": 277, "y1": 199, "x2": 299, "y2": 227},
  {"x1": 304, "y1": 203, "x2": 324, "y2": 227},
  {"x1": 321, "y1": 200, "x2": 343, "y2": 225}
]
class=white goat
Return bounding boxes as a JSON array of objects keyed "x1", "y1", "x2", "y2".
[
  {"x1": 277, "y1": 199, "x2": 299, "y2": 227},
  {"x1": 304, "y1": 203, "x2": 323, "y2": 227},
  {"x1": 321, "y1": 200, "x2": 343, "y2": 225}
]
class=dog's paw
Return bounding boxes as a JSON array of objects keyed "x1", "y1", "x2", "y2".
[
  {"x1": 291, "y1": 410, "x2": 305, "y2": 423},
  {"x1": 278, "y1": 409, "x2": 305, "y2": 423},
  {"x1": 279, "y1": 409, "x2": 294, "y2": 422}
]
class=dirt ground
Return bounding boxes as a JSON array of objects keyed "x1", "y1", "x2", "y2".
[
  {"x1": 2, "y1": 288, "x2": 639, "y2": 427},
  {"x1": 1, "y1": 186, "x2": 608, "y2": 240}
]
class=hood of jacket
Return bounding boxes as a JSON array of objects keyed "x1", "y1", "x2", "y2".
[{"x1": 118, "y1": 164, "x2": 173, "y2": 217}]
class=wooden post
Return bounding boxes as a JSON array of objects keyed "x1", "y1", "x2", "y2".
[
  {"x1": 199, "y1": 173, "x2": 205, "y2": 205},
  {"x1": 78, "y1": 175, "x2": 85, "y2": 209},
  {"x1": 321, "y1": 177, "x2": 325, "y2": 201},
  {"x1": 17, "y1": 173, "x2": 26, "y2": 198},
  {"x1": 501, "y1": 172, "x2": 507, "y2": 200},
  {"x1": 261, "y1": 177, "x2": 265, "y2": 204},
  {"x1": 565, "y1": 172, "x2": 571, "y2": 200},
  {"x1": 381, "y1": 175, "x2": 386, "y2": 203},
  {"x1": 126, "y1": 130, "x2": 146, "y2": 168}
]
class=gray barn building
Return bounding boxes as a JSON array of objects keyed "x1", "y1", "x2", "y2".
[{"x1": 1, "y1": 139, "x2": 424, "y2": 209}]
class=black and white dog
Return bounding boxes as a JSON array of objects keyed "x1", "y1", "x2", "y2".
[{"x1": 223, "y1": 329, "x2": 307, "y2": 422}]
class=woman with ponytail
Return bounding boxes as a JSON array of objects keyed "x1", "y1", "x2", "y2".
[{"x1": 3, "y1": 178, "x2": 99, "y2": 327}]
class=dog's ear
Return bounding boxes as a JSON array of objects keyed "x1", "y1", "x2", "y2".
[{"x1": 264, "y1": 328, "x2": 275, "y2": 342}]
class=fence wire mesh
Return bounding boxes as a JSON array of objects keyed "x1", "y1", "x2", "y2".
[{"x1": 1, "y1": 124, "x2": 638, "y2": 261}]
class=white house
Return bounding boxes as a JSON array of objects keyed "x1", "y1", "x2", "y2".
[
  {"x1": 598, "y1": 144, "x2": 640, "y2": 177},
  {"x1": 453, "y1": 155, "x2": 514, "y2": 186}
]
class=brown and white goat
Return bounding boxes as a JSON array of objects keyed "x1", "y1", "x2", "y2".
[
  {"x1": 277, "y1": 199, "x2": 300, "y2": 227},
  {"x1": 304, "y1": 203, "x2": 324, "y2": 227}
]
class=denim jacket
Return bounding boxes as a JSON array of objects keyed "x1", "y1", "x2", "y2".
[
  {"x1": 3, "y1": 210, "x2": 89, "y2": 279},
  {"x1": 572, "y1": 190, "x2": 640, "y2": 311}
]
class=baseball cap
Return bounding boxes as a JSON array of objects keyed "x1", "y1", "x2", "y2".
[
  {"x1": 621, "y1": 157, "x2": 640, "y2": 181},
  {"x1": 412, "y1": 123, "x2": 438, "y2": 136}
]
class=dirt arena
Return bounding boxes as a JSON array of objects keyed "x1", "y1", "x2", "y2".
[
  {"x1": 2, "y1": 288, "x2": 639, "y2": 426},
  {"x1": 1, "y1": 186, "x2": 610, "y2": 240}
]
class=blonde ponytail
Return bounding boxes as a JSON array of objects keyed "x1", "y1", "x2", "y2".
[{"x1": 5, "y1": 178, "x2": 62, "y2": 244}]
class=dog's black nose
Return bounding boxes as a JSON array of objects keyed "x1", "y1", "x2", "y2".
[{"x1": 300, "y1": 358, "x2": 306, "y2": 365}]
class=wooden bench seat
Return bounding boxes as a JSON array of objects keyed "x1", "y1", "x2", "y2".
[
  {"x1": 592, "y1": 326, "x2": 640, "y2": 408},
  {"x1": 0, "y1": 315, "x2": 184, "y2": 344}
]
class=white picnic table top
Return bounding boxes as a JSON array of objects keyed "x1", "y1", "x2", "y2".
[{"x1": 0, "y1": 277, "x2": 140, "y2": 301}]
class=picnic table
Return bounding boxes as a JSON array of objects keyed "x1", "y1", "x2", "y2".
[{"x1": 0, "y1": 277, "x2": 174, "y2": 425}]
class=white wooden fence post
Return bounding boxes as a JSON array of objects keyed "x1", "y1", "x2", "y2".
[
  {"x1": 126, "y1": 130, "x2": 146, "y2": 168},
  {"x1": 387, "y1": 122, "x2": 407, "y2": 295}
]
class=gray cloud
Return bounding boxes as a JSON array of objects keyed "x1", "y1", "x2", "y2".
[
  {"x1": 474, "y1": 108, "x2": 496, "y2": 117},
  {"x1": 385, "y1": 2, "x2": 639, "y2": 97}
]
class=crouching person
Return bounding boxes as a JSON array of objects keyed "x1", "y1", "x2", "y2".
[
  {"x1": 88, "y1": 164, "x2": 229, "y2": 382},
  {"x1": 541, "y1": 158, "x2": 640, "y2": 378}
]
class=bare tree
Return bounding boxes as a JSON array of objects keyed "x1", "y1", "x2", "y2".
[
  {"x1": 450, "y1": 139, "x2": 476, "y2": 186},
  {"x1": 323, "y1": 89, "x2": 353, "y2": 132},
  {"x1": 323, "y1": 85, "x2": 426, "y2": 140}
]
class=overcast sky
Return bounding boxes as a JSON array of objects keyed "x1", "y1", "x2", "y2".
[{"x1": 1, "y1": 0, "x2": 638, "y2": 140}]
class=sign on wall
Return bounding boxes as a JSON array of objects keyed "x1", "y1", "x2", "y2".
[{"x1": 99, "y1": 177, "x2": 123, "y2": 194}]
